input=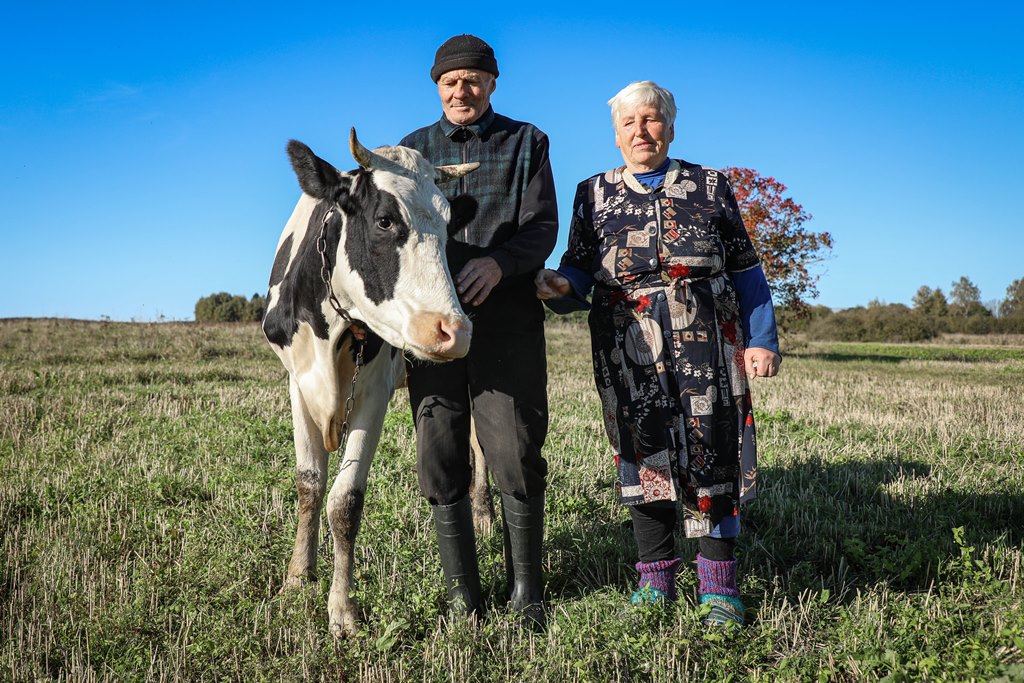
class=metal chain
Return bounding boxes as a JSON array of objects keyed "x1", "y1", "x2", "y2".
[
  {"x1": 315, "y1": 206, "x2": 365, "y2": 559},
  {"x1": 336, "y1": 339, "x2": 364, "y2": 453},
  {"x1": 315, "y1": 205, "x2": 365, "y2": 454},
  {"x1": 316, "y1": 209, "x2": 352, "y2": 323}
]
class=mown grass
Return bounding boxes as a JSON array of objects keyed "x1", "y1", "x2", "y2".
[{"x1": 2, "y1": 318, "x2": 1023, "y2": 681}]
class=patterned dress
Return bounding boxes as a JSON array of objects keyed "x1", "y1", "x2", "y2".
[{"x1": 560, "y1": 160, "x2": 761, "y2": 538}]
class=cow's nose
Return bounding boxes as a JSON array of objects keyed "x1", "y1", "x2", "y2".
[
  {"x1": 436, "y1": 315, "x2": 472, "y2": 358},
  {"x1": 409, "y1": 312, "x2": 472, "y2": 360}
]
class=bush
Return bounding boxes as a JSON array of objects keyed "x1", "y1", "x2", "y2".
[
  {"x1": 807, "y1": 304, "x2": 937, "y2": 342},
  {"x1": 776, "y1": 304, "x2": 833, "y2": 335},
  {"x1": 194, "y1": 293, "x2": 266, "y2": 323}
]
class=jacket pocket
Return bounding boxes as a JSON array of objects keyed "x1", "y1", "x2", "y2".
[{"x1": 595, "y1": 221, "x2": 659, "y2": 286}]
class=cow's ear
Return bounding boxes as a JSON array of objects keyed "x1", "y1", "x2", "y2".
[{"x1": 287, "y1": 140, "x2": 344, "y2": 200}]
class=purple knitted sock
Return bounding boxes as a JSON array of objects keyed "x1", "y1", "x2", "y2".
[
  {"x1": 635, "y1": 558, "x2": 682, "y2": 600},
  {"x1": 696, "y1": 553, "x2": 740, "y2": 598}
]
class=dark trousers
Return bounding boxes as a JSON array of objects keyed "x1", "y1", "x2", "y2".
[
  {"x1": 630, "y1": 505, "x2": 736, "y2": 563},
  {"x1": 407, "y1": 320, "x2": 549, "y2": 506}
]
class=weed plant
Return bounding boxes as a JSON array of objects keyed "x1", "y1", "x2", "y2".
[{"x1": 2, "y1": 319, "x2": 1022, "y2": 681}]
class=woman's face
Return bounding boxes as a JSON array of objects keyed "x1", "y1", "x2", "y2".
[{"x1": 614, "y1": 104, "x2": 674, "y2": 173}]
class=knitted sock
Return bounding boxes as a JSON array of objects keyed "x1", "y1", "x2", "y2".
[
  {"x1": 634, "y1": 557, "x2": 682, "y2": 600},
  {"x1": 696, "y1": 553, "x2": 739, "y2": 598},
  {"x1": 696, "y1": 553, "x2": 745, "y2": 624}
]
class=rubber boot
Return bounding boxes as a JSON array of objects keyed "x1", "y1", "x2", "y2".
[
  {"x1": 432, "y1": 497, "x2": 482, "y2": 618},
  {"x1": 500, "y1": 492, "x2": 545, "y2": 628}
]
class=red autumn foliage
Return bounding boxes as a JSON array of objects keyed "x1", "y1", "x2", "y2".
[{"x1": 723, "y1": 167, "x2": 833, "y2": 312}]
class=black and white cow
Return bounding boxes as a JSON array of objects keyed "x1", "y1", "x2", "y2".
[{"x1": 262, "y1": 130, "x2": 476, "y2": 637}]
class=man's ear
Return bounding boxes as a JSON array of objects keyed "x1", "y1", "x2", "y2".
[{"x1": 668, "y1": 123, "x2": 675, "y2": 144}]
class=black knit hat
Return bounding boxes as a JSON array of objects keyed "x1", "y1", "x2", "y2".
[{"x1": 430, "y1": 34, "x2": 499, "y2": 82}]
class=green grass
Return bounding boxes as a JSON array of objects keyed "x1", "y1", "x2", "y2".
[
  {"x1": 794, "y1": 340, "x2": 1024, "y2": 364},
  {"x1": 2, "y1": 318, "x2": 1023, "y2": 681}
]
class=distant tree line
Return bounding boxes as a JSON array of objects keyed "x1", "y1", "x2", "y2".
[
  {"x1": 194, "y1": 292, "x2": 266, "y2": 323},
  {"x1": 789, "y1": 276, "x2": 1024, "y2": 342}
]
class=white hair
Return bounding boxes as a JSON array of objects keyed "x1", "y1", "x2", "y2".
[{"x1": 607, "y1": 80, "x2": 677, "y2": 127}]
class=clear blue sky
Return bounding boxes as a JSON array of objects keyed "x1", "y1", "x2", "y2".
[{"x1": 2, "y1": 2, "x2": 1022, "y2": 320}]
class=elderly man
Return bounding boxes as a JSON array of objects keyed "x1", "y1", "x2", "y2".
[{"x1": 400, "y1": 35, "x2": 557, "y2": 624}]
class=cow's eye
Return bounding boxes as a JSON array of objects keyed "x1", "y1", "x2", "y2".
[{"x1": 376, "y1": 217, "x2": 392, "y2": 230}]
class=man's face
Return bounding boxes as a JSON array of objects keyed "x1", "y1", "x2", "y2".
[
  {"x1": 437, "y1": 69, "x2": 496, "y2": 126},
  {"x1": 614, "y1": 104, "x2": 674, "y2": 173}
]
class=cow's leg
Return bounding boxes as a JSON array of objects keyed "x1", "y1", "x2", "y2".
[
  {"x1": 468, "y1": 417, "x2": 495, "y2": 535},
  {"x1": 325, "y1": 360, "x2": 394, "y2": 638},
  {"x1": 284, "y1": 376, "x2": 329, "y2": 589}
]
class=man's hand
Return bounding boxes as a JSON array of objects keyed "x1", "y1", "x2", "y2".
[
  {"x1": 744, "y1": 347, "x2": 781, "y2": 379},
  {"x1": 456, "y1": 257, "x2": 503, "y2": 306},
  {"x1": 534, "y1": 269, "x2": 570, "y2": 300}
]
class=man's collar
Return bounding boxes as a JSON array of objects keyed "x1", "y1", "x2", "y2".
[{"x1": 440, "y1": 106, "x2": 496, "y2": 139}]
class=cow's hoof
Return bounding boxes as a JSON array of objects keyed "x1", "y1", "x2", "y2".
[
  {"x1": 280, "y1": 574, "x2": 312, "y2": 594},
  {"x1": 329, "y1": 612, "x2": 359, "y2": 639},
  {"x1": 471, "y1": 494, "x2": 495, "y2": 536},
  {"x1": 472, "y1": 509, "x2": 493, "y2": 536}
]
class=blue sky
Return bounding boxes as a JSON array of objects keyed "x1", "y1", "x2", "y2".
[{"x1": 2, "y1": 2, "x2": 1022, "y2": 320}]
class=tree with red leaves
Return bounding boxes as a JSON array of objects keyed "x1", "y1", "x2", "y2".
[{"x1": 724, "y1": 168, "x2": 833, "y2": 312}]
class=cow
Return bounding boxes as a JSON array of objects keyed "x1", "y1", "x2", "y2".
[{"x1": 261, "y1": 130, "x2": 477, "y2": 637}]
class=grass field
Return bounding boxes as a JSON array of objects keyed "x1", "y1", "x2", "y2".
[{"x1": 2, "y1": 318, "x2": 1023, "y2": 681}]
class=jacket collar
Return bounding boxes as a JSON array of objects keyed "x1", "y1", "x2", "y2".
[
  {"x1": 440, "y1": 106, "x2": 496, "y2": 140},
  {"x1": 621, "y1": 159, "x2": 682, "y2": 194}
]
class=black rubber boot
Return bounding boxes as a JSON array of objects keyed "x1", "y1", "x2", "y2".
[
  {"x1": 500, "y1": 492, "x2": 545, "y2": 628},
  {"x1": 432, "y1": 497, "x2": 482, "y2": 618}
]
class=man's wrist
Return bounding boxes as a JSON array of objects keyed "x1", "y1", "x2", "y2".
[{"x1": 488, "y1": 251, "x2": 514, "y2": 278}]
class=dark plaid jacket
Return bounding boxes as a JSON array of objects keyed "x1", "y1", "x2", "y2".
[{"x1": 401, "y1": 107, "x2": 558, "y2": 323}]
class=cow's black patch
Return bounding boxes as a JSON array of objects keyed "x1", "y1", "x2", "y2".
[
  {"x1": 342, "y1": 169, "x2": 410, "y2": 305},
  {"x1": 263, "y1": 200, "x2": 340, "y2": 346},
  {"x1": 268, "y1": 233, "x2": 293, "y2": 288}
]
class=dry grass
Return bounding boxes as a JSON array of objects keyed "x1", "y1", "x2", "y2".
[{"x1": 2, "y1": 318, "x2": 1023, "y2": 681}]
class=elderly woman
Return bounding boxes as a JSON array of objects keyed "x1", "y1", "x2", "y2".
[{"x1": 536, "y1": 80, "x2": 780, "y2": 625}]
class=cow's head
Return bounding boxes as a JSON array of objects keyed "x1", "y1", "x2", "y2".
[
  {"x1": 262, "y1": 131, "x2": 477, "y2": 451},
  {"x1": 266, "y1": 130, "x2": 475, "y2": 362}
]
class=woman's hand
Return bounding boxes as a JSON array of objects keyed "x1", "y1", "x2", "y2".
[
  {"x1": 744, "y1": 347, "x2": 781, "y2": 379},
  {"x1": 534, "y1": 269, "x2": 571, "y2": 300}
]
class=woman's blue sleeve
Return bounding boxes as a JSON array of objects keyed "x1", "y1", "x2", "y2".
[
  {"x1": 543, "y1": 265, "x2": 594, "y2": 313},
  {"x1": 730, "y1": 265, "x2": 780, "y2": 355}
]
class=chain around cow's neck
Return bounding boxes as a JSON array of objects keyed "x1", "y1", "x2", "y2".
[
  {"x1": 317, "y1": 206, "x2": 365, "y2": 454},
  {"x1": 317, "y1": 209, "x2": 355, "y2": 324}
]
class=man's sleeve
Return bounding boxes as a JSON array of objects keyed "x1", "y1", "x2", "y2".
[{"x1": 488, "y1": 129, "x2": 558, "y2": 277}]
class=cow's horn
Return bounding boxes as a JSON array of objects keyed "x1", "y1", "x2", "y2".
[
  {"x1": 349, "y1": 128, "x2": 373, "y2": 169},
  {"x1": 435, "y1": 162, "x2": 480, "y2": 184}
]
